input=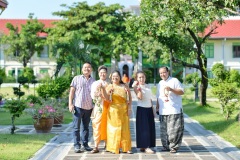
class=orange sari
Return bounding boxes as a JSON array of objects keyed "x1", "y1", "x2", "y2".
[{"x1": 106, "y1": 84, "x2": 131, "y2": 154}]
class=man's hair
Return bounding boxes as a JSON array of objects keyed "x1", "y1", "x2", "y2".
[
  {"x1": 98, "y1": 65, "x2": 107, "y2": 72},
  {"x1": 83, "y1": 62, "x2": 92, "y2": 67},
  {"x1": 159, "y1": 66, "x2": 169, "y2": 72}
]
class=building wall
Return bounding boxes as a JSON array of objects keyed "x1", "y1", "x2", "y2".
[
  {"x1": 0, "y1": 44, "x2": 57, "y2": 79},
  {"x1": 207, "y1": 39, "x2": 240, "y2": 72}
]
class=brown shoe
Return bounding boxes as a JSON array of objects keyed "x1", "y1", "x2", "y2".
[
  {"x1": 140, "y1": 148, "x2": 145, "y2": 152},
  {"x1": 145, "y1": 148, "x2": 154, "y2": 154},
  {"x1": 91, "y1": 147, "x2": 99, "y2": 153}
]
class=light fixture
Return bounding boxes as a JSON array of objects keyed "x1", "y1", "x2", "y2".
[
  {"x1": 0, "y1": 0, "x2": 8, "y2": 15},
  {"x1": 0, "y1": 6, "x2": 5, "y2": 15}
]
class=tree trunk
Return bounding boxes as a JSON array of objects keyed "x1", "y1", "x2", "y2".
[
  {"x1": 198, "y1": 53, "x2": 208, "y2": 106},
  {"x1": 11, "y1": 116, "x2": 15, "y2": 134},
  {"x1": 53, "y1": 61, "x2": 64, "y2": 78}
]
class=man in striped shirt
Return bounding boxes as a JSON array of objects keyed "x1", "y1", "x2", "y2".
[{"x1": 69, "y1": 62, "x2": 95, "y2": 153}]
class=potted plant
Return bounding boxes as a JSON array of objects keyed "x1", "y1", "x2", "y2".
[
  {"x1": 26, "y1": 98, "x2": 56, "y2": 133},
  {"x1": 52, "y1": 98, "x2": 66, "y2": 126}
]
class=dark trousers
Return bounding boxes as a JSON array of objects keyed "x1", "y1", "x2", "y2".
[{"x1": 73, "y1": 106, "x2": 92, "y2": 147}]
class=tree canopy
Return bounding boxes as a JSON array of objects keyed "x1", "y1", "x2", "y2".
[
  {"x1": 47, "y1": 2, "x2": 138, "y2": 73},
  {"x1": 127, "y1": 0, "x2": 239, "y2": 105},
  {"x1": 1, "y1": 14, "x2": 45, "y2": 67}
]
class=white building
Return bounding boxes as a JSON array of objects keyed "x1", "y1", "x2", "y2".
[{"x1": 204, "y1": 16, "x2": 240, "y2": 76}]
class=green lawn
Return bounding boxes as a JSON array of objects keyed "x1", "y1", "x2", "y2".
[
  {"x1": 0, "y1": 109, "x2": 73, "y2": 160},
  {"x1": 0, "y1": 134, "x2": 55, "y2": 160},
  {"x1": 183, "y1": 99, "x2": 240, "y2": 149},
  {"x1": 0, "y1": 109, "x2": 73, "y2": 125},
  {"x1": 0, "y1": 87, "x2": 36, "y2": 99},
  {"x1": 0, "y1": 87, "x2": 74, "y2": 160}
]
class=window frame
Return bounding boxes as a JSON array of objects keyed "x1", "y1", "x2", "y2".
[
  {"x1": 232, "y1": 43, "x2": 240, "y2": 58},
  {"x1": 205, "y1": 43, "x2": 214, "y2": 58}
]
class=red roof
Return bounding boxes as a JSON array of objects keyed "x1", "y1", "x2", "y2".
[
  {"x1": 204, "y1": 19, "x2": 240, "y2": 39},
  {"x1": 0, "y1": 19, "x2": 60, "y2": 37}
]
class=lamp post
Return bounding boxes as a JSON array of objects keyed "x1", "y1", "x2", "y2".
[
  {"x1": 153, "y1": 57, "x2": 157, "y2": 86},
  {"x1": 100, "y1": 56, "x2": 103, "y2": 65}
]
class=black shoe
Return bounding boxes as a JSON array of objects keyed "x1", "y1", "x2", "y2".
[
  {"x1": 74, "y1": 146, "x2": 81, "y2": 153},
  {"x1": 82, "y1": 144, "x2": 93, "y2": 151}
]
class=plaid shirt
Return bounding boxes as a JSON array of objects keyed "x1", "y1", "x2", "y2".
[{"x1": 70, "y1": 75, "x2": 95, "y2": 110}]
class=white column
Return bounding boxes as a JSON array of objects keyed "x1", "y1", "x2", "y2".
[{"x1": 138, "y1": 49, "x2": 142, "y2": 70}]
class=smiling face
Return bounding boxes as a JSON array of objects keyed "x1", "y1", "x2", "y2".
[
  {"x1": 136, "y1": 72, "x2": 146, "y2": 85},
  {"x1": 159, "y1": 67, "x2": 169, "y2": 81},
  {"x1": 98, "y1": 68, "x2": 107, "y2": 81},
  {"x1": 82, "y1": 63, "x2": 92, "y2": 77},
  {"x1": 111, "y1": 71, "x2": 121, "y2": 84}
]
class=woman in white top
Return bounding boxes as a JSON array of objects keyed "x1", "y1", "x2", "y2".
[{"x1": 132, "y1": 71, "x2": 156, "y2": 154}]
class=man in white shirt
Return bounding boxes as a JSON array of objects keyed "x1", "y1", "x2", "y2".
[
  {"x1": 90, "y1": 65, "x2": 108, "y2": 153},
  {"x1": 156, "y1": 66, "x2": 184, "y2": 153}
]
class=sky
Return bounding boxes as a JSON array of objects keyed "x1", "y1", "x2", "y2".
[{"x1": 0, "y1": 0, "x2": 140, "y2": 19}]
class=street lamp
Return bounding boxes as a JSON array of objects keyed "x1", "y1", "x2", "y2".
[
  {"x1": 0, "y1": 0, "x2": 8, "y2": 15},
  {"x1": 153, "y1": 57, "x2": 157, "y2": 86},
  {"x1": 100, "y1": 56, "x2": 103, "y2": 65}
]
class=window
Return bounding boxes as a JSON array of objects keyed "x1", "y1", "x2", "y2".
[
  {"x1": 8, "y1": 69, "x2": 15, "y2": 77},
  {"x1": 38, "y1": 46, "x2": 49, "y2": 58},
  {"x1": 207, "y1": 71, "x2": 213, "y2": 79},
  {"x1": 14, "y1": 50, "x2": 20, "y2": 57},
  {"x1": 205, "y1": 43, "x2": 214, "y2": 58},
  {"x1": 40, "y1": 68, "x2": 48, "y2": 74},
  {"x1": 18, "y1": 69, "x2": 23, "y2": 76},
  {"x1": 233, "y1": 43, "x2": 240, "y2": 58}
]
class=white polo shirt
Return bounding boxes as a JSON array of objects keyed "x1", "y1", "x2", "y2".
[{"x1": 156, "y1": 76, "x2": 184, "y2": 115}]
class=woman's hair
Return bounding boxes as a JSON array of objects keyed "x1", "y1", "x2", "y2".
[
  {"x1": 135, "y1": 70, "x2": 146, "y2": 80},
  {"x1": 110, "y1": 70, "x2": 124, "y2": 84}
]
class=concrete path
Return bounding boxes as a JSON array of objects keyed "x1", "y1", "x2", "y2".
[{"x1": 1, "y1": 90, "x2": 240, "y2": 160}]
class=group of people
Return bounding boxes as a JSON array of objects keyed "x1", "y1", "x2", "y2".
[{"x1": 68, "y1": 62, "x2": 184, "y2": 154}]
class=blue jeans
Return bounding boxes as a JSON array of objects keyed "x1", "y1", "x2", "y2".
[{"x1": 73, "y1": 106, "x2": 92, "y2": 147}]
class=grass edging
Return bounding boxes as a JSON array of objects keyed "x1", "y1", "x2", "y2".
[{"x1": 183, "y1": 99, "x2": 240, "y2": 149}]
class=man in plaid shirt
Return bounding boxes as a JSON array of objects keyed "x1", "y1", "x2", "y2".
[{"x1": 69, "y1": 62, "x2": 95, "y2": 153}]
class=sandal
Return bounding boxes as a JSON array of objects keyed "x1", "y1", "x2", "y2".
[
  {"x1": 91, "y1": 147, "x2": 99, "y2": 153},
  {"x1": 145, "y1": 148, "x2": 154, "y2": 154},
  {"x1": 103, "y1": 146, "x2": 109, "y2": 152},
  {"x1": 170, "y1": 148, "x2": 177, "y2": 153},
  {"x1": 127, "y1": 150, "x2": 133, "y2": 154}
]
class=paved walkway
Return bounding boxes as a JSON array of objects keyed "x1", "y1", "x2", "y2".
[{"x1": 1, "y1": 91, "x2": 240, "y2": 160}]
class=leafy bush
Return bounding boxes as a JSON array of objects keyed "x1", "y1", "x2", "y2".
[
  {"x1": 37, "y1": 76, "x2": 71, "y2": 99},
  {"x1": 210, "y1": 63, "x2": 240, "y2": 120},
  {"x1": 3, "y1": 99, "x2": 28, "y2": 134}
]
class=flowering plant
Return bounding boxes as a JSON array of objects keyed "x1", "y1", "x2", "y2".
[{"x1": 26, "y1": 98, "x2": 56, "y2": 120}]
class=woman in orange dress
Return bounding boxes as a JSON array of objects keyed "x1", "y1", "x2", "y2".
[{"x1": 103, "y1": 70, "x2": 133, "y2": 154}]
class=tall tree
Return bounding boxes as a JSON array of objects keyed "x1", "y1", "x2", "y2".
[
  {"x1": 1, "y1": 14, "x2": 45, "y2": 67},
  {"x1": 127, "y1": 0, "x2": 239, "y2": 105},
  {"x1": 47, "y1": 2, "x2": 138, "y2": 73}
]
